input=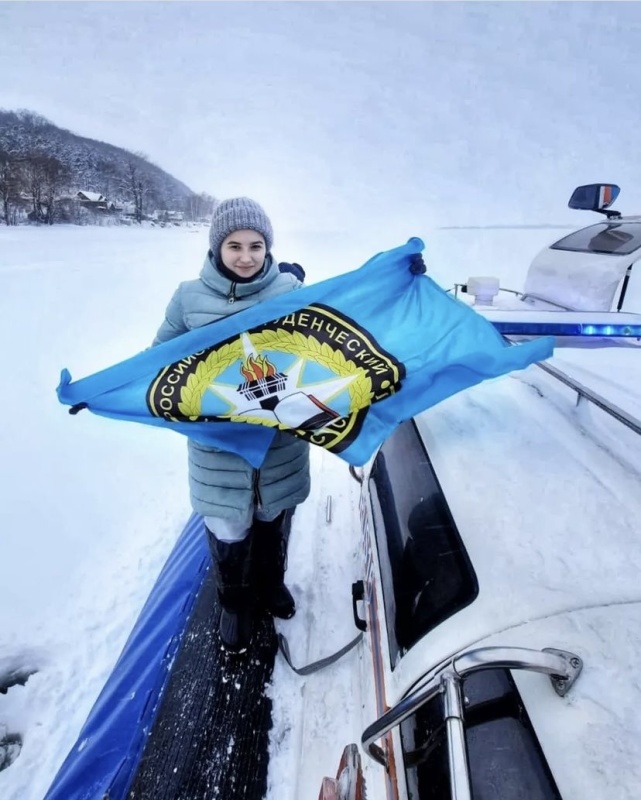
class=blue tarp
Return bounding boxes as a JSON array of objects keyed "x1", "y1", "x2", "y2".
[{"x1": 44, "y1": 515, "x2": 209, "y2": 800}]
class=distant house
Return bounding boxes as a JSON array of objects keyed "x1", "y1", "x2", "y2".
[
  {"x1": 155, "y1": 210, "x2": 185, "y2": 223},
  {"x1": 77, "y1": 191, "x2": 106, "y2": 203},
  {"x1": 77, "y1": 191, "x2": 109, "y2": 211}
]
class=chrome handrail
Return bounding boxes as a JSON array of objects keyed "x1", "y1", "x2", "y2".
[
  {"x1": 534, "y1": 360, "x2": 641, "y2": 437},
  {"x1": 443, "y1": 674, "x2": 471, "y2": 800},
  {"x1": 520, "y1": 292, "x2": 576, "y2": 311},
  {"x1": 453, "y1": 646, "x2": 582, "y2": 693},
  {"x1": 361, "y1": 645, "x2": 582, "y2": 800}
]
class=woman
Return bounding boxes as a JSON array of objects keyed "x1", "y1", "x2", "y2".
[{"x1": 153, "y1": 197, "x2": 310, "y2": 652}]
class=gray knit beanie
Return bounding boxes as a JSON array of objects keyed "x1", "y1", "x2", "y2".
[{"x1": 208, "y1": 197, "x2": 274, "y2": 257}]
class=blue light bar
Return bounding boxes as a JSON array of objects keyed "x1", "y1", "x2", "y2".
[{"x1": 491, "y1": 321, "x2": 641, "y2": 337}]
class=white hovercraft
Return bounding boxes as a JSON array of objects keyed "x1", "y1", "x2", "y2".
[
  {"x1": 39, "y1": 186, "x2": 641, "y2": 800},
  {"x1": 453, "y1": 183, "x2": 641, "y2": 344},
  {"x1": 317, "y1": 185, "x2": 641, "y2": 800}
]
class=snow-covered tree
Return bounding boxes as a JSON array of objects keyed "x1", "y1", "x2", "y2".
[
  {"x1": 21, "y1": 154, "x2": 69, "y2": 224},
  {"x1": 0, "y1": 149, "x2": 22, "y2": 225}
]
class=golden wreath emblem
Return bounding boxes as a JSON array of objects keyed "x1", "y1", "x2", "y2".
[{"x1": 147, "y1": 305, "x2": 403, "y2": 453}]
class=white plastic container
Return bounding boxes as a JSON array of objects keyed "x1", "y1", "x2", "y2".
[{"x1": 466, "y1": 276, "x2": 500, "y2": 305}]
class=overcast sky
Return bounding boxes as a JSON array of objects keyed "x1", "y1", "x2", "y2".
[{"x1": 2, "y1": 1, "x2": 641, "y2": 237}]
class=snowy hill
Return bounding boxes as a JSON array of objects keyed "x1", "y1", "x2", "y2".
[{"x1": 0, "y1": 109, "x2": 207, "y2": 218}]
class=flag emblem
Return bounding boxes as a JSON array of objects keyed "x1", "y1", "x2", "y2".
[
  {"x1": 146, "y1": 303, "x2": 405, "y2": 454},
  {"x1": 58, "y1": 238, "x2": 554, "y2": 468}
]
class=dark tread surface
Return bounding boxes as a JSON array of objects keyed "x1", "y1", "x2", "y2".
[{"x1": 127, "y1": 564, "x2": 278, "y2": 800}]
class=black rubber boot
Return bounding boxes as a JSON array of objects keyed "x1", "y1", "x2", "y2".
[
  {"x1": 251, "y1": 511, "x2": 296, "y2": 620},
  {"x1": 207, "y1": 531, "x2": 253, "y2": 653}
]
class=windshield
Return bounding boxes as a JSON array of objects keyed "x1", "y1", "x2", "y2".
[{"x1": 551, "y1": 222, "x2": 641, "y2": 255}]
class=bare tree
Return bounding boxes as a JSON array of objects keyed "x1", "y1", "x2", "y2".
[
  {"x1": 123, "y1": 153, "x2": 151, "y2": 223},
  {"x1": 42, "y1": 156, "x2": 71, "y2": 225},
  {"x1": 186, "y1": 191, "x2": 216, "y2": 222},
  {"x1": 97, "y1": 160, "x2": 119, "y2": 204},
  {"x1": 20, "y1": 154, "x2": 69, "y2": 224},
  {"x1": 0, "y1": 150, "x2": 22, "y2": 225},
  {"x1": 22, "y1": 156, "x2": 45, "y2": 222},
  {"x1": 40, "y1": 156, "x2": 70, "y2": 224}
]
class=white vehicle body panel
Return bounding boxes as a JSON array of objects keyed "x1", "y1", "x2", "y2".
[
  {"x1": 390, "y1": 376, "x2": 641, "y2": 702},
  {"x1": 356, "y1": 368, "x2": 641, "y2": 800},
  {"x1": 523, "y1": 245, "x2": 633, "y2": 311},
  {"x1": 480, "y1": 606, "x2": 641, "y2": 800},
  {"x1": 350, "y1": 198, "x2": 641, "y2": 800},
  {"x1": 521, "y1": 217, "x2": 641, "y2": 312}
]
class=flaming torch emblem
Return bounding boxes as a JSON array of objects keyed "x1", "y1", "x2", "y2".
[
  {"x1": 235, "y1": 347, "x2": 340, "y2": 429},
  {"x1": 238, "y1": 354, "x2": 287, "y2": 408},
  {"x1": 240, "y1": 354, "x2": 277, "y2": 381}
]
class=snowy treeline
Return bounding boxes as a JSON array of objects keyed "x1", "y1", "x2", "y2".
[{"x1": 0, "y1": 110, "x2": 215, "y2": 226}]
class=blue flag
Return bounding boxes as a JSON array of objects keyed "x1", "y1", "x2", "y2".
[{"x1": 57, "y1": 238, "x2": 553, "y2": 468}]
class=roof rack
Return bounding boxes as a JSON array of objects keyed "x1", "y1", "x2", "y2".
[{"x1": 361, "y1": 645, "x2": 582, "y2": 800}]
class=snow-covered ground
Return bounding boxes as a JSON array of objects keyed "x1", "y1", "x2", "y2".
[{"x1": 1, "y1": 223, "x2": 640, "y2": 800}]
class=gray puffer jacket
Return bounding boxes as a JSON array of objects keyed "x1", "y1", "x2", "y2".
[{"x1": 153, "y1": 252, "x2": 311, "y2": 521}]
